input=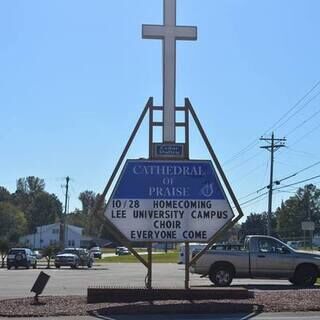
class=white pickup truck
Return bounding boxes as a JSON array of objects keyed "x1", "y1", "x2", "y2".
[{"x1": 190, "y1": 235, "x2": 320, "y2": 287}]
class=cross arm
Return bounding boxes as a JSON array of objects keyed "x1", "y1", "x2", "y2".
[
  {"x1": 142, "y1": 25, "x2": 197, "y2": 41},
  {"x1": 142, "y1": 24, "x2": 165, "y2": 39},
  {"x1": 175, "y1": 26, "x2": 197, "y2": 40}
]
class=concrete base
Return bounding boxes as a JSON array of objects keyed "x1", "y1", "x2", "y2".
[{"x1": 87, "y1": 286, "x2": 252, "y2": 303}]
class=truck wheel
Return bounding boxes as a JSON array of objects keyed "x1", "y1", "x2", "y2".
[
  {"x1": 293, "y1": 265, "x2": 317, "y2": 286},
  {"x1": 288, "y1": 277, "x2": 297, "y2": 285},
  {"x1": 209, "y1": 265, "x2": 234, "y2": 287}
]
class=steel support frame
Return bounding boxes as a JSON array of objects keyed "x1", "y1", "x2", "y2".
[
  {"x1": 96, "y1": 97, "x2": 243, "y2": 289},
  {"x1": 93, "y1": 98, "x2": 153, "y2": 283},
  {"x1": 185, "y1": 98, "x2": 244, "y2": 267}
]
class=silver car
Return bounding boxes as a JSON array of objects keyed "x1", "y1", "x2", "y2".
[{"x1": 55, "y1": 248, "x2": 93, "y2": 269}]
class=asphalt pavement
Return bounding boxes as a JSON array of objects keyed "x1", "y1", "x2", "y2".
[
  {"x1": 2, "y1": 312, "x2": 320, "y2": 319},
  {"x1": 0, "y1": 263, "x2": 310, "y2": 319},
  {"x1": 0, "y1": 263, "x2": 291, "y2": 300}
]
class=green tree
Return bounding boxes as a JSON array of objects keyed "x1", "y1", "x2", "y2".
[
  {"x1": 240, "y1": 212, "x2": 277, "y2": 238},
  {"x1": 0, "y1": 187, "x2": 11, "y2": 202},
  {"x1": 11, "y1": 177, "x2": 63, "y2": 233},
  {"x1": 66, "y1": 209, "x2": 89, "y2": 230},
  {"x1": 241, "y1": 212, "x2": 268, "y2": 236},
  {"x1": 79, "y1": 191, "x2": 96, "y2": 215},
  {"x1": 42, "y1": 245, "x2": 61, "y2": 269},
  {"x1": 0, "y1": 202, "x2": 27, "y2": 242},
  {"x1": 13, "y1": 176, "x2": 46, "y2": 215},
  {"x1": 78, "y1": 191, "x2": 107, "y2": 236},
  {"x1": 0, "y1": 239, "x2": 9, "y2": 268},
  {"x1": 276, "y1": 184, "x2": 320, "y2": 239},
  {"x1": 27, "y1": 193, "x2": 63, "y2": 233},
  {"x1": 16, "y1": 176, "x2": 45, "y2": 194}
]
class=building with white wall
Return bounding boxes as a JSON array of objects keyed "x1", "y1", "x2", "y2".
[{"x1": 19, "y1": 223, "x2": 91, "y2": 249}]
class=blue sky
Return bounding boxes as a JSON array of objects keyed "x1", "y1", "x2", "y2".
[{"x1": 1, "y1": 0, "x2": 320, "y2": 220}]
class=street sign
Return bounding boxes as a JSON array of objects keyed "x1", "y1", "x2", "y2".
[
  {"x1": 301, "y1": 221, "x2": 315, "y2": 231},
  {"x1": 105, "y1": 159, "x2": 235, "y2": 242},
  {"x1": 152, "y1": 143, "x2": 186, "y2": 159}
]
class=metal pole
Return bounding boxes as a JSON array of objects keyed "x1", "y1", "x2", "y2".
[
  {"x1": 260, "y1": 132, "x2": 286, "y2": 236},
  {"x1": 186, "y1": 99, "x2": 244, "y2": 266},
  {"x1": 147, "y1": 243, "x2": 152, "y2": 289},
  {"x1": 184, "y1": 242, "x2": 190, "y2": 289},
  {"x1": 186, "y1": 99, "x2": 243, "y2": 216},
  {"x1": 63, "y1": 176, "x2": 70, "y2": 247},
  {"x1": 267, "y1": 133, "x2": 274, "y2": 236},
  {"x1": 185, "y1": 101, "x2": 189, "y2": 159},
  {"x1": 95, "y1": 98, "x2": 152, "y2": 210},
  {"x1": 92, "y1": 98, "x2": 153, "y2": 269},
  {"x1": 149, "y1": 100, "x2": 154, "y2": 159}
]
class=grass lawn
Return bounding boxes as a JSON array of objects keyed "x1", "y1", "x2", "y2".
[
  {"x1": 100, "y1": 251, "x2": 179, "y2": 263},
  {"x1": 101, "y1": 248, "x2": 152, "y2": 254}
]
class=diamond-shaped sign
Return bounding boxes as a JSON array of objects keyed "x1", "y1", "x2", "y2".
[{"x1": 105, "y1": 159, "x2": 234, "y2": 242}]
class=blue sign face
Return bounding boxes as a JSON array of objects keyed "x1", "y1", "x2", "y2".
[
  {"x1": 113, "y1": 160, "x2": 226, "y2": 200},
  {"x1": 105, "y1": 159, "x2": 234, "y2": 242}
]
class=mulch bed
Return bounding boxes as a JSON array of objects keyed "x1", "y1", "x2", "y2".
[{"x1": 1, "y1": 289, "x2": 320, "y2": 317}]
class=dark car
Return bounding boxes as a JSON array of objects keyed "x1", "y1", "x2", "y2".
[
  {"x1": 54, "y1": 248, "x2": 93, "y2": 269},
  {"x1": 7, "y1": 248, "x2": 37, "y2": 270}
]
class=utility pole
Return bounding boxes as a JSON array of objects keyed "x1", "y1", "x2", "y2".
[
  {"x1": 260, "y1": 132, "x2": 286, "y2": 235},
  {"x1": 60, "y1": 176, "x2": 70, "y2": 248}
]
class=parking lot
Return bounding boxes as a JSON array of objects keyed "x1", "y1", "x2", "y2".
[{"x1": 0, "y1": 263, "x2": 291, "y2": 300}]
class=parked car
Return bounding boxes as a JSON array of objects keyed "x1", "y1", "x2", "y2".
[
  {"x1": 89, "y1": 246, "x2": 102, "y2": 259},
  {"x1": 7, "y1": 248, "x2": 37, "y2": 270},
  {"x1": 54, "y1": 248, "x2": 93, "y2": 269},
  {"x1": 33, "y1": 250, "x2": 42, "y2": 259},
  {"x1": 191, "y1": 235, "x2": 320, "y2": 287},
  {"x1": 287, "y1": 241, "x2": 304, "y2": 250},
  {"x1": 115, "y1": 246, "x2": 130, "y2": 255}
]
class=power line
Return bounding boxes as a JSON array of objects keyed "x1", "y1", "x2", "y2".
[
  {"x1": 290, "y1": 121, "x2": 320, "y2": 147},
  {"x1": 223, "y1": 80, "x2": 320, "y2": 166},
  {"x1": 263, "y1": 80, "x2": 320, "y2": 135},
  {"x1": 274, "y1": 174, "x2": 320, "y2": 191},
  {"x1": 239, "y1": 191, "x2": 269, "y2": 206},
  {"x1": 285, "y1": 106, "x2": 320, "y2": 137},
  {"x1": 271, "y1": 90, "x2": 320, "y2": 133},
  {"x1": 226, "y1": 151, "x2": 262, "y2": 171},
  {"x1": 286, "y1": 147, "x2": 319, "y2": 159},
  {"x1": 238, "y1": 190, "x2": 262, "y2": 201},
  {"x1": 223, "y1": 140, "x2": 259, "y2": 165},
  {"x1": 238, "y1": 174, "x2": 320, "y2": 210},
  {"x1": 231, "y1": 162, "x2": 267, "y2": 186},
  {"x1": 237, "y1": 172, "x2": 320, "y2": 211},
  {"x1": 254, "y1": 159, "x2": 320, "y2": 194},
  {"x1": 273, "y1": 160, "x2": 320, "y2": 186}
]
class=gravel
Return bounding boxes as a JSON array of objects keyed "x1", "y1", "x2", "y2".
[{"x1": 1, "y1": 289, "x2": 320, "y2": 317}]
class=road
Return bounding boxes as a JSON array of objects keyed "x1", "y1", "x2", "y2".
[
  {"x1": 2, "y1": 312, "x2": 320, "y2": 319},
  {"x1": 0, "y1": 263, "x2": 291, "y2": 300}
]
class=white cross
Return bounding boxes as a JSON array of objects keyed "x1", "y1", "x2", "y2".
[{"x1": 142, "y1": 0, "x2": 197, "y2": 143}]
